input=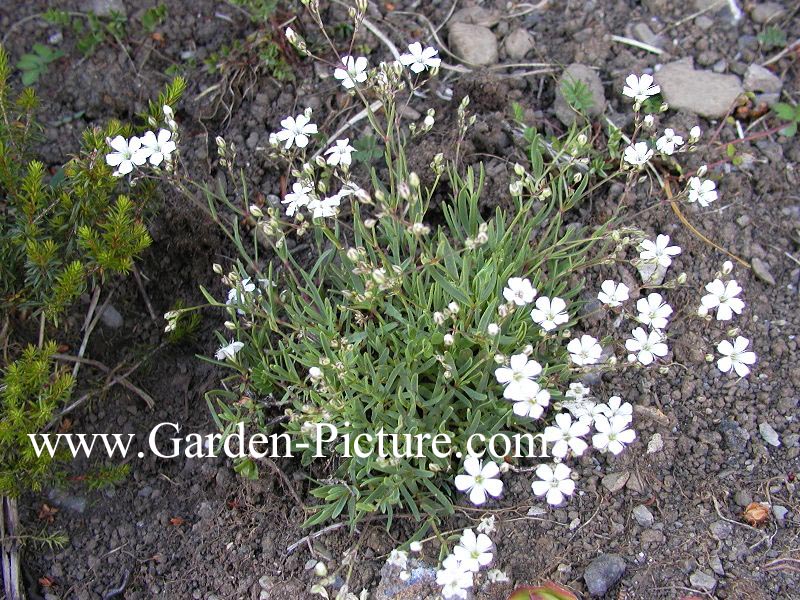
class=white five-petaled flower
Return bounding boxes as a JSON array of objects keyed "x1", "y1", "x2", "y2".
[
  {"x1": 622, "y1": 73, "x2": 661, "y2": 102},
  {"x1": 453, "y1": 529, "x2": 493, "y2": 573},
  {"x1": 307, "y1": 193, "x2": 342, "y2": 219},
  {"x1": 624, "y1": 142, "x2": 654, "y2": 166},
  {"x1": 436, "y1": 555, "x2": 473, "y2": 600},
  {"x1": 636, "y1": 292, "x2": 673, "y2": 330},
  {"x1": 625, "y1": 327, "x2": 668, "y2": 366},
  {"x1": 215, "y1": 340, "x2": 244, "y2": 360},
  {"x1": 597, "y1": 395, "x2": 633, "y2": 424},
  {"x1": 454, "y1": 456, "x2": 503, "y2": 506},
  {"x1": 701, "y1": 279, "x2": 744, "y2": 321},
  {"x1": 567, "y1": 334, "x2": 602, "y2": 366},
  {"x1": 543, "y1": 412, "x2": 590, "y2": 458},
  {"x1": 597, "y1": 280, "x2": 629, "y2": 307},
  {"x1": 140, "y1": 129, "x2": 176, "y2": 166},
  {"x1": 226, "y1": 277, "x2": 258, "y2": 314},
  {"x1": 563, "y1": 398, "x2": 604, "y2": 425},
  {"x1": 531, "y1": 463, "x2": 575, "y2": 506},
  {"x1": 503, "y1": 277, "x2": 537, "y2": 306},
  {"x1": 275, "y1": 111, "x2": 318, "y2": 149},
  {"x1": 324, "y1": 138, "x2": 356, "y2": 167},
  {"x1": 688, "y1": 177, "x2": 718, "y2": 207},
  {"x1": 592, "y1": 414, "x2": 636, "y2": 455},
  {"x1": 282, "y1": 181, "x2": 314, "y2": 216},
  {"x1": 565, "y1": 382, "x2": 590, "y2": 402},
  {"x1": 656, "y1": 128, "x2": 684, "y2": 155},
  {"x1": 333, "y1": 55, "x2": 369, "y2": 89},
  {"x1": 717, "y1": 336, "x2": 756, "y2": 377},
  {"x1": 105, "y1": 135, "x2": 149, "y2": 176},
  {"x1": 495, "y1": 353, "x2": 542, "y2": 401},
  {"x1": 530, "y1": 296, "x2": 569, "y2": 332},
  {"x1": 399, "y1": 42, "x2": 441, "y2": 74},
  {"x1": 639, "y1": 234, "x2": 681, "y2": 268},
  {"x1": 511, "y1": 381, "x2": 550, "y2": 420}
]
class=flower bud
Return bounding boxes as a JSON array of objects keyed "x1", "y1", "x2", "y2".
[
  {"x1": 213, "y1": 263, "x2": 224, "y2": 275},
  {"x1": 313, "y1": 562, "x2": 328, "y2": 577},
  {"x1": 433, "y1": 312, "x2": 445, "y2": 325},
  {"x1": 249, "y1": 205, "x2": 263, "y2": 218},
  {"x1": 443, "y1": 333, "x2": 454, "y2": 346},
  {"x1": 697, "y1": 305, "x2": 708, "y2": 317},
  {"x1": 697, "y1": 164, "x2": 708, "y2": 177},
  {"x1": 309, "y1": 366, "x2": 323, "y2": 380},
  {"x1": 677, "y1": 272, "x2": 687, "y2": 284},
  {"x1": 487, "y1": 323, "x2": 500, "y2": 336},
  {"x1": 224, "y1": 321, "x2": 236, "y2": 330},
  {"x1": 722, "y1": 260, "x2": 733, "y2": 275},
  {"x1": 448, "y1": 302, "x2": 460, "y2": 314},
  {"x1": 494, "y1": 354, "x2": 506, "y2": 364},
  {"x1": 643, "y1": 114, "x2": 654, "y2": 128}
]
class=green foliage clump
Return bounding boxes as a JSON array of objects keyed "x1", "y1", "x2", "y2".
[
  {"x1": 774, "y1": 101, "x2": 800, "y2": 137},
  {"x1": 0, "y1": 343, "x2": 74, "y2": 496},
  {"x1": 0, "y1": 44, "x2": 155, "y2": 323},
  {"x1": 203, "y1": 105, "x2": 612, "y2": 529},
  {"x1": 15, "y1": 43, "x2": 64, "y2": 86}
]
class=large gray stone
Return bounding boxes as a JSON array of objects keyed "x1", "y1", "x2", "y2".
[
  {"x1": 554, "y1": 63, "x2": 606, "y2": 125},
  {"x1": 584, "y1": 554, "x2": 626, "y2": 596},
  {"x1": 655, "y1": 59, "x2": 743, "y2": 118},
  {"x1": 448, "y1": 23, "x2": 499, "y2": 66}
]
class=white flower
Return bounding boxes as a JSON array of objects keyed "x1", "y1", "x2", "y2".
[
  {"x1": 643, "y1": 114, "x2": 655, "y2": 128},
  {"x1": 701, "y1": 279, "x2": 744, "y2": 321},
  {"x1": 387, "y1": 549, "x2": 408, "y2": 570},
  {"x1": 226, "y1": 277, "x2": 258, "y2": 314},
  {"x1": 333, "y1": 55, "x2": 368, "y2": 89},
  {"x1": 636, "y1": 292, "x2": 673, "y2": 330},
  {"x1": 688, "y1": 177, "x2": 717, "y2": 207},
  {"x1": 140, "y1": 129, "x2": 176, "y2": 166},
  {"x1": 592, "y1": 414, "x2": 636, "y2": 455},
  {"x1": 215, "y1": 340, "x2": 244, "y2": 360},
  {"x1": 511, "y1": 382, "x2": 550, "y2": 420},
  {"x1": 309, "y1": 366, "x2": 323, "y2": 380},
  {"x1": 597, "y1": 280, "x2": 629, "y2": 307},
  {"x1": 454, "y1": 456, "x2": 503, "y2": 506},
  {"x1": 622, "y1": 73, "x2": 661, "y2": 102},
  {"x1": 105, "y1": 135, "x2": 149, "y2": 176},
  {"x1": 531, "y1": 463, "x2": 575, "y2": 506},
  {"x1": 565, "y1": 382, "x2": 590, "y2": 402},
  {"x1": 453, "y1": 529, "x2": 493, "y2": 573},
  {"x1": 562, "y1": 398, "x2": 603, "y2": 424},
  {"x1": 495, "y1": 354, "x2": 542, "y2": 401},
  {"x1": 307, "y1": 193, "x2": 342, "y2": 219},
  {"x1": 625, "y1": 327, "x2": 668, "y2": 366},
  {"x1": 530, "y1": 296, "x2": 569, "y2": 332},
  {"x1": 436, "y1": 555, "x2": 473, "y2": 600},
  {"x1": 639, "y1": 234, "x2": 681, "y2": 268},
  {"x1": 275, "y1": 111, "x2": 318, "y2": 149},
  {"x1": 655, "y1": 128, "x2": 683, "y2": 155},
  {"x1": 543, "y1": 413, "x2": 590, "y2": 458},
  {"x1": 324, "y1": 138, "x2": 356, "y2": 167},
  {"x1": 623, "y1": 142, "x2": 653, "y2": 166},
  {"x1": 717, "y1": 336, "x2": 756, "y2": 377},
  {"x1": 409, "y1": 541, "x2": 422, "y2": 552},
  {"x1": 503, "y1": 277, "x2": 537, "y2": 306},
  {"x1": 399, "y1": 42, "x2": 441, "y2": 74},
  {"x1": 597, "y1": 395, "x2": 632, "y2": 424},
  {"x1": 282, "y1": 181, "x2": 314, "y2": 216},
  {"x1": 566, "y1": 334, "x2": 602, "y2": 366},
  {"x1": 487, "y1": 323, "x2": 500, "y2": 336}
]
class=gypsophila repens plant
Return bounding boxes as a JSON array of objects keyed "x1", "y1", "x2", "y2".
[{"x1": 162, "y1": 5, "x2": 760, "y2": 597}]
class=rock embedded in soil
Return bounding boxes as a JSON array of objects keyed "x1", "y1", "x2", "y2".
[
  {"x1": 448, "y1": 23, "x2": 499, "y2": 66},
  {"x1": 710, "y1": 520, "x2": 733, "y2": 540},
  {"x1": 751, "y1": 257, "x2": 776, "y2": 285},
  {"x1": 554, "y1": 63, "x2": 606, "y2": 126},
  {"x1": 750, "y1": 2, "x2": 786, "y2": 24},
  {"x1": 632, "y1": 504, "x2": 655, "y2": 527},
  {"x1": 450, "y1": 6, "x2": 501, "y2": 27},
  {"x1": 689, "y1": 570, "x2": 717, "y2": 593},
  {"x1": 744, "y1": 64, "x2": 783, "y2": 106},
  {"x1": 504, "y1": 28, "x2": 534, "y2": 60},
  {"x1": 99, "y1": 303, "x2": 124, "y2": 328},
  {"x1": 602, "y1": 471, "x2": 630, "y2": 493},
  {"x1": 655, "y1": 59, "x2": 743, "y2": 118},
  {"x1": 583, "y1": 553, "x2": 626, "y2": 596},
  {"x1": 759, "y1": 422, "x2": 781, "y2": 447},
  {"x1": 719, "y1": 419, "x2": 750, "y2": 452}
]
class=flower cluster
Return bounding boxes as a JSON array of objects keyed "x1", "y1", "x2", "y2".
[
  {"x1": 436, "y1": 527, "x2": 494, "y2": 599},
  {"x1": 104, "y1": 106, "x2": 177, "y2": 177}
]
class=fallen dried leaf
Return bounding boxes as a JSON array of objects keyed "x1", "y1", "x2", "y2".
[
  {"x1": 37, "y1": 503, "x2": 59, "y2": 523},
  {"x1": 169, "y1": 516, "x2": 186, "y2": 526},
  {"x1": 743, "y1": 502, "x2": 770, "y2": 526},
  {"x1": 38, "y1": 577, "x2": 54, "y2": 588}
]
